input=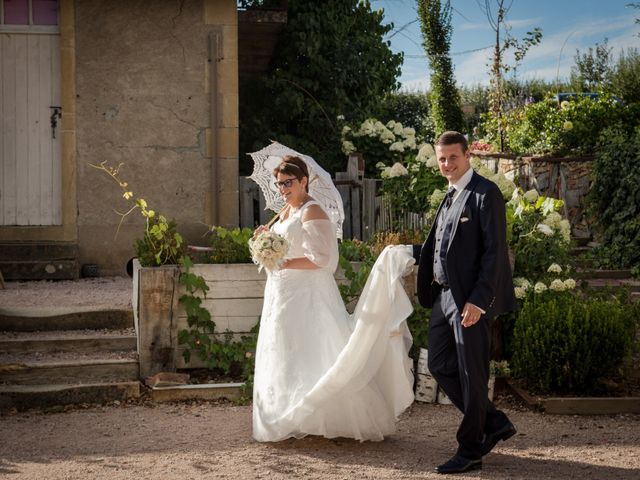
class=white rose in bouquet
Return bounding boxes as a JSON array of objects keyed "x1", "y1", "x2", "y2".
[{"x1": 249, "y1": 231, "x2": 290, "y2": 272}]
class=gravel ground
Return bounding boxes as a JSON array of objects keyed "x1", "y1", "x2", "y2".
[
  {"x1": 0, "y1": 399, "x2": 639, "y2": 480},
  {"x1": 1, "y1": 279, "x2": 639, "y2": 479}
]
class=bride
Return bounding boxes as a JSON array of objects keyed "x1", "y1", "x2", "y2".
[{"x1": 252, "y1": 155, "x2": 415, "y2": 442}]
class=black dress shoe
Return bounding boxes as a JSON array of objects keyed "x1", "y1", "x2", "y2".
[
  {"x1": 435, "y1": 455, "x2": 482, "y2": 474},
  {"x1": 482, "y1": 422, "x2": 517, "y2": 456}
]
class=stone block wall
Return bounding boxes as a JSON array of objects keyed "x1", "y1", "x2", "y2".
[
  {"x1": 474, "y1": 153, "x2": 595, "y2": 239},
  {"x1": 75, "y1": 0, "x2": 239, "y2": 275}
]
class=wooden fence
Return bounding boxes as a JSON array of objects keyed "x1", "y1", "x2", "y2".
[{"x1": 239, "y1": 156, "x2": 431, "y2": 240}]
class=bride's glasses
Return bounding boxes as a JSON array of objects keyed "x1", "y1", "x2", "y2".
[{"x1": 274, "y1": 178, "x2": 298, "y2": 189}]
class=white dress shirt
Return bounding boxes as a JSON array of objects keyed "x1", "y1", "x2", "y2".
[{"x1": 449, "y1": 166, "x2": 474, "y2": 206}]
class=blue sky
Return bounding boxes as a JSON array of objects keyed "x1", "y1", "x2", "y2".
[{"x1": 370, "y1": 0, "x2": 640, "y2": 90}]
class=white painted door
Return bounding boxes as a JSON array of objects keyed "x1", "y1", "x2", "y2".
[{"x1": 1, "y1": 0, "x2": 61, "y2": 226}]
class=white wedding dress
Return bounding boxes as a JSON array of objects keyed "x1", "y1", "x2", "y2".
[{"x1": 252, "y1": 200, "x2": 416, "y2": 442}]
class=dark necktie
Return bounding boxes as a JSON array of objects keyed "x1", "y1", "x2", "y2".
[{"x1": 444, "y1": 186, "x2": 456, "y2": 209}]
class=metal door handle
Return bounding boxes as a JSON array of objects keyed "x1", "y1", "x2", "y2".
[{"x1": 50, "y1": 106, "x2": 62, "y2": 139}]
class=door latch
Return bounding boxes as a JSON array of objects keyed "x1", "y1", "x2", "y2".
[{"x1": 49, "y1": 106, "x2": 62, "y2": 139}]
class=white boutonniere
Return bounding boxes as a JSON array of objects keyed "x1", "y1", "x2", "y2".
[{"x1": 460, "y1": 217, "x2": 469, "y2": 223}]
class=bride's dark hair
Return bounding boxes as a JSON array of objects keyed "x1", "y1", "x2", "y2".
[{"x1": 273, "y1": 155, "x2": 310, "y2": 192}]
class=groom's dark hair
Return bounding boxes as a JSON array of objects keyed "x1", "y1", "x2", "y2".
[
  {"x1": 436, "y1": 131, "x2": 468, "y2": 152},
  {"x1": 273, "y1": 155, "x2": 310, "y2": 192}
]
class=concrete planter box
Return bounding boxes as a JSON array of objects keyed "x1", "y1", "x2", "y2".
[
  {"x1": 132, "y1": 260, "x2": 266, "y2": 378},
  {"x1": 132, "y1": 259, "x2": 417, "y2": 379}
]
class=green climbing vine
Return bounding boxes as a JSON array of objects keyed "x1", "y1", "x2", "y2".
[{"x1": 92, "y1": 161, "x2": 257, "y2": 401}]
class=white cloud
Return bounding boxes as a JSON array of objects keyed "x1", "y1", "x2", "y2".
[
  {"x1": 458, "y1": 22, "x2": 486, "y2": 32},
  {"x1": 506, "y1": 17, "x2": 544, "y2": 29},
  {"x1": 398, "y1": 13, "x2": 640, "y2": 89}
]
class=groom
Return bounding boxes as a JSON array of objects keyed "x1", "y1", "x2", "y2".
[{"x1": 413, "y1": 131, "x2": 517, "y2": 474}]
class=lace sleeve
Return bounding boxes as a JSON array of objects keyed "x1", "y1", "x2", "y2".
[{"x1": 301, "y1": 219, "x2": 339, "y2": 272}]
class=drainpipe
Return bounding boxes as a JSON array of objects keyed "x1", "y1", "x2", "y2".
[{"x1": 209, "y1": 31, "x2": 222, "y2": 226}]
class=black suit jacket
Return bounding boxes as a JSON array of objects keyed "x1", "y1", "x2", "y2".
[{"x1": 413, "y1": 171, "x2": 517, "y2": 318}]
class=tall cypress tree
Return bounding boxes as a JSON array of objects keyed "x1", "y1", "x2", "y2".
[{"x1": 417, "y1": 0, "x2": 464, "y2": 135}]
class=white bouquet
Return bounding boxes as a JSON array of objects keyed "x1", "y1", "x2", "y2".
[{"x1": 248, "y1": 231, "x2": 289, "y2": 272}]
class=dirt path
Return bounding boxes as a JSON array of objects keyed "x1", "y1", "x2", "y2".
[
  {"x1": 1, "y1": 401, "x2": 639, "y2": 480},
  {"x1": 1, "y1": 279, "x2": 639, "y2": 479}
]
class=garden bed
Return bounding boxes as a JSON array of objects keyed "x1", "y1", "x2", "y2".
[{"x1": 505, "y1": 379, "x2": 640, "y2": 415}]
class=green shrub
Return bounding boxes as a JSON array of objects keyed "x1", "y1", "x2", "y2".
[
  {"x1": 512, "y1": 291, "x2": 636, "y2": 395},
  {"x1": 207, "y1": 227, "x2": 253, "y2": 264},
  {"x1": 507, "y1": 189, "x2": 571, "y2": 281},
  {"x1": 407, "y1": 304, "x2": 430, "y2": 361},
  {"x1": 378, "y1": 91, "x2": 436, "y2": 144},
  {"x1": 587, "y1": 125, "x2": 640, "y2": 274},
  {"x1": 134, "y1": 217, "x2": 184, "y2": 267},
  {"x1": 480, "y1": 93, "x2": 628, "y2": 155}
]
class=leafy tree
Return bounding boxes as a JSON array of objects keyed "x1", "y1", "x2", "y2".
[
  {"x1": 417, "y1": 0, "x2": 464, "y2": 135},
  {"x1": 460, "y1": 79, "x2": 566, "y2": 138},
  {"x1": 239, "y1": 0, "x2": 403, "y2": 174},
  {"x1": 629, "y1": 2, "x2": 640, "y2": 37},
  {"x1": 588, "y1": 125, "x2": 640, "y2": 273},
  {"x1": 479, "y1": 0, "x2": 542, "y2": 151},
  {"x1": 610, "y1": 48, "x2": 640, "y2": 103},
  {"x1": 569, "y1": 39, "x2": 613, "y2": 92},
  {"x1": 378, "y1": 91, "x2": 436, "y2": 143}
]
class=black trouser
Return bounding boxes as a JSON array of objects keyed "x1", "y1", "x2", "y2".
[{"x1": 428, "y1": 288, "x2": 510, "y2": 459}]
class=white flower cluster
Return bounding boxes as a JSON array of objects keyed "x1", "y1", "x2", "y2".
[
  {"x1": 470, "y1": 158, "x2": 516, "y2": 199},
  {"x1": 510, "y1": 188, "x2": 571, "y2": 243},
  {"x1": 541, "y1": 211, "x2": 571, "y2": 243},
  {"x1": 415, "y1": 143, "x2": 438, "y2": 168},
  {"x1": 513, "y1": 277, "x2": 532, "y2": 299},
  {"x1": 380, "y1": 162, "x2": 409, "y2": 178},
  {"x1": 523, "y1": 189, "x2": 539, "y2": 203},
  {"x1": 514, "y1": 266, "x2": 577, "y2": 298},
  {"x1": 248, "y1": 231, "x2": 289, "y2": 272},
  {"x1": 547, "y1": 263, "x2": 562, "y2": 274},
  {"x1": 548, "y1": 278, "x2": 577, "y2": 291},
  {"x1": 342, "y1": 118, "x2": 418, "y2": 156}
]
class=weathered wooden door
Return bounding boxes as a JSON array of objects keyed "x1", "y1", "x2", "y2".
[{"x1": 0, "y1": 0, "x2": 61, "y2": 225}]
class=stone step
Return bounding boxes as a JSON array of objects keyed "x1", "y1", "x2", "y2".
[
  {"x1": 579, "y1": 278, "x2": 640, "y2": 292},
  {"x1": 0, "y1": 329, "x2": 136, "y2": 354},
  {"x1": 0, "y1": 357, "x2": 139, "y2": 385},
  {"x1": 0, "y1": 260, "x2": 79, "y2": 281},
  {"x1": 574, "y1": 269, "x2": 634, "y2": 280},
  {"x1": 0, "y1": 306, "x2": 133, "y2": 332},
  {"x1": 0, "y1": 241, "x2": 79, "y2": 280},
  {"x1": 0, "y1": 241, "x2": 78, "y2": 261},
  {"x1": 0, "y1": 381, "x2": 140, "y2": 411}
]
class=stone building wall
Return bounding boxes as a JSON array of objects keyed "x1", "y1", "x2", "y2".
[{"x1": 75, "y1": 0, "x2": 239, "y2": 275}]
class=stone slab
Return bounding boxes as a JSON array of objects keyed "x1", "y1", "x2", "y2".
[
  {"x1": 0, "y1": 307, "x2": 133, "y2": 331},
  {"x1": 542, "y1": 397, "x2": 640, "y2": 415},
  {"x1": 0, "y1": 335, "x2": 136, "y2": 354},
  {"x1": 0, "y1": 381, "x2": 140, "y2": 410},
  {"x1": 150, "y1": 382, "x2": 244, "y2": 402},
  {"x1": 0, "y1": 359, "x2": 139, "y2": 385}
]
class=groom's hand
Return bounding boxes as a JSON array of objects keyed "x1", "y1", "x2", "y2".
[{"x1": 461, "y1": 302, "x2": 482, "y2": 328}]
